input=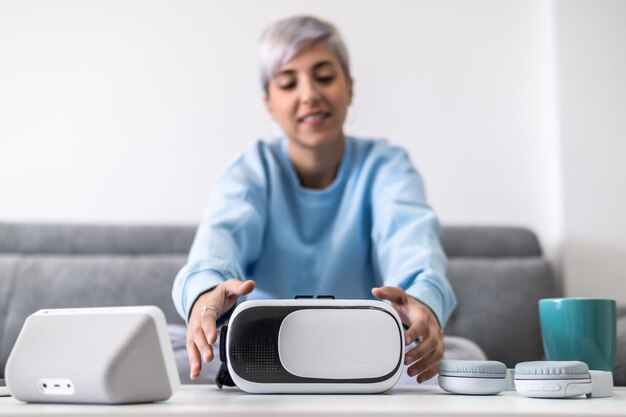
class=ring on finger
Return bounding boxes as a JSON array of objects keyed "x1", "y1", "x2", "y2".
[{"x1": 200, "y1": 305, "x2": 218, "y2": 317}]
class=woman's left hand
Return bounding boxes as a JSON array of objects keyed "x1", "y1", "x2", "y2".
[{"x1": 372, "y1": 286, "x2": 444, "y2": 383}]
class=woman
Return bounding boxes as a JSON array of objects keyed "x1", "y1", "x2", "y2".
[{"x1": 172, "y1": 15, "x2": 477, "y2": 385}]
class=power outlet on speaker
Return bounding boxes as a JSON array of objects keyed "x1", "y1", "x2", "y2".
[{"x1": 37, "y1": 378, "x2": 75, "y2": 395}]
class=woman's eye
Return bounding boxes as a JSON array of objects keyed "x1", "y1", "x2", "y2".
[
  {"x1": 275, "y1": 74, "x2": 296, "y2": 90},
  {"x1": 317, "y1": 75, "x2": 335, "y2": 84},
  {"x1": 278, "y1": 81, "x2": 296, "y2": 90}
]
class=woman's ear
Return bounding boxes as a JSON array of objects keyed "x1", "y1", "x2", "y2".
[
  {"x1": 348, "y1": 77, "x2": 354, "y2": 105},
  {"x1": 263, "y1": 92, "x2": 274, "y2": 119}
]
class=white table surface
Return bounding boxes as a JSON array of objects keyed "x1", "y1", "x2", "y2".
[{"x1": 1, "y1": 385, "x2": 625, "y2": 417}]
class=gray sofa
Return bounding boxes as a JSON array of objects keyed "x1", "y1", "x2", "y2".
[{"x1": 0, "y1": 223, "x2": 624, "y2": 385}]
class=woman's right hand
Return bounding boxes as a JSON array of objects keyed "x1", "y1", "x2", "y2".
[{"x1": 186, "y1": 278, "x2": 256, "y2": 380}]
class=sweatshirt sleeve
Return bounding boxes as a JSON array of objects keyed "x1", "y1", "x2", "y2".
[
  {"x1": 370, "y1": 145, "x2": 457, "y2": 328},
  {"x1": 171, "y1": 145, "x2": 267, "y2": 322}
]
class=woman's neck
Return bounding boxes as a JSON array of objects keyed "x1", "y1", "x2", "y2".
[{"x1": 288, "y1": 136, "x2": 346, "y2": 189}]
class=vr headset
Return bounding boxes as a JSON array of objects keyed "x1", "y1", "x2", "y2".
[{"x1": 216, "y1": 297, "x2": 405, "y2": 393}]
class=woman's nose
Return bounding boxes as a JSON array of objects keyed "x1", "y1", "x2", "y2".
[{"x1": 299, "y1": 78, "x2": 321, "y2": 106}]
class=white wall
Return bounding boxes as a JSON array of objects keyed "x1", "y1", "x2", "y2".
[
  {"x1": 0, "y1": 0, "x2": 558, "y2": 231},
  {"x1": 0, "y1": 1, "x2": 624, "y2": 302},
  {"x1": 556, "y1": 0, "x2": 626, "y2": 302}
]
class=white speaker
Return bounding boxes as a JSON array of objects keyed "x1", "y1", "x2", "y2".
[{"x1": 5, "y1": 306, "x2": 180, "y2": 404}]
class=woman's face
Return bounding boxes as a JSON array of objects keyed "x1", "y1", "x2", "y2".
[{"x1": 264, "y1": 41, "x2": 353, "y2": 150}]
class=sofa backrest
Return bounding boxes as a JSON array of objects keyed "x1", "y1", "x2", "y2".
[
  {"x1": 0, "y1": 223, "x2": 557, "y2": 375},
  {"x1": 441, "y1": 226, "x2": 558, "y2": 366},
  {"x1": 0, "y1": 223, "x2": 195, "y2": 255}
]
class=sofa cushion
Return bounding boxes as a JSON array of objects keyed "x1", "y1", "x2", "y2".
[
  {"x1": 444, "y1": 257, "x2": 557, "y2": 367},
  {"x1": 0, "y1": 223, "x2": 559, "y2": 382},
  {"x1": 0, "y1": 255, "x2": 186, "y2": 374},
  {"x1": 0, "y1": 255, "x2": 22, "y2": 366}
]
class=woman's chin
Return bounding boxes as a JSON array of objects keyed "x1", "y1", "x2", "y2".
[{"x1": 291, "y1": 131, "x2": 344, "y2": 150}]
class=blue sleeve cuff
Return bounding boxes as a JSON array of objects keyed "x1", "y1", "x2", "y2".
[
  {"x1": 404, "y1": 279, "x2": 456, "y2": 329},
  {"x1": 183, "y1": 271, "x2": 226, "y2": 323}
]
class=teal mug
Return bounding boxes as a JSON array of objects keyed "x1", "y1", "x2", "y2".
[{"x1": 539, "y1": 298, "x2": 616, "y2": 371}]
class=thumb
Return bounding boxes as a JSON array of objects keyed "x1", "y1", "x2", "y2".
[
  {"x1": 227, "y1": 279, "x2": 256, "y2": 297},
  {"x1": 371, "y1": 286, "x2": 407, "y2": 305}
]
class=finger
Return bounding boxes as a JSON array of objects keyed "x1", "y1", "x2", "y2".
[
  {"x1": 407, "y1": 348, "x2": 441, "y2": 380},
  {"x1": 417, "y1": 363, "x2": 440, "y2": 384},
  {"x1": 200, "y1": 312, "x2": 219, "y2": 346},
  {"x1": 191, "y1": 325, "x2": 214, "y2": 364},
  {"x1": 371, "y1": 286, "x2": 407, "y2": 305},
  {"x1": 404, "y1": 334, "x2": 436, "y2": 365},
  {"x1": 235, "y1": 279, "x2": 256, "y2": 295},
  {"x1": 225, "y1": 279, "x2": 256, "y2": 298},
  {"x1": 404, "y1": 319, "x2": 428, "y2": 346},
  {"x1": 407, "y1": 341, "x2": 443, "y2": 378},
  {"x1": 186, "y1": 338, "x2": 202, "y2": 380}
]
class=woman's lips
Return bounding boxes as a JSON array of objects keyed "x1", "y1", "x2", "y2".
[{"x1": 298, "y1": 111, "x2": 331, "y2": 126}]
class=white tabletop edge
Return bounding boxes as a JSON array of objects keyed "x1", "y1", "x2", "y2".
[{"x1": 0, "y1": 385, "x2": 624, "y2": 417}]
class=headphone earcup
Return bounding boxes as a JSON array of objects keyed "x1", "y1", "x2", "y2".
[
  {"x1": 438, "y1": 360, "x2": 508, "y2": 395},
  {"x1": 514, "y1": 361, "x2": 592, "y2": 398}
]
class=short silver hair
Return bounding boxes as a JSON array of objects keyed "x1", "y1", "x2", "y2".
[{"x1": 258, "y1": 15, "x2": 351, "y2": 93}]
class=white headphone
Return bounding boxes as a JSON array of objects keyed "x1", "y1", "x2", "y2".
[{"x1": 438, "y1": 359, "x2": 614, "y2": 398}]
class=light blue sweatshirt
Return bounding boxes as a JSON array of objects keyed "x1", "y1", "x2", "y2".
[{"x1": 172, "y1": 137, "x2": 457, "y2": 327}]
